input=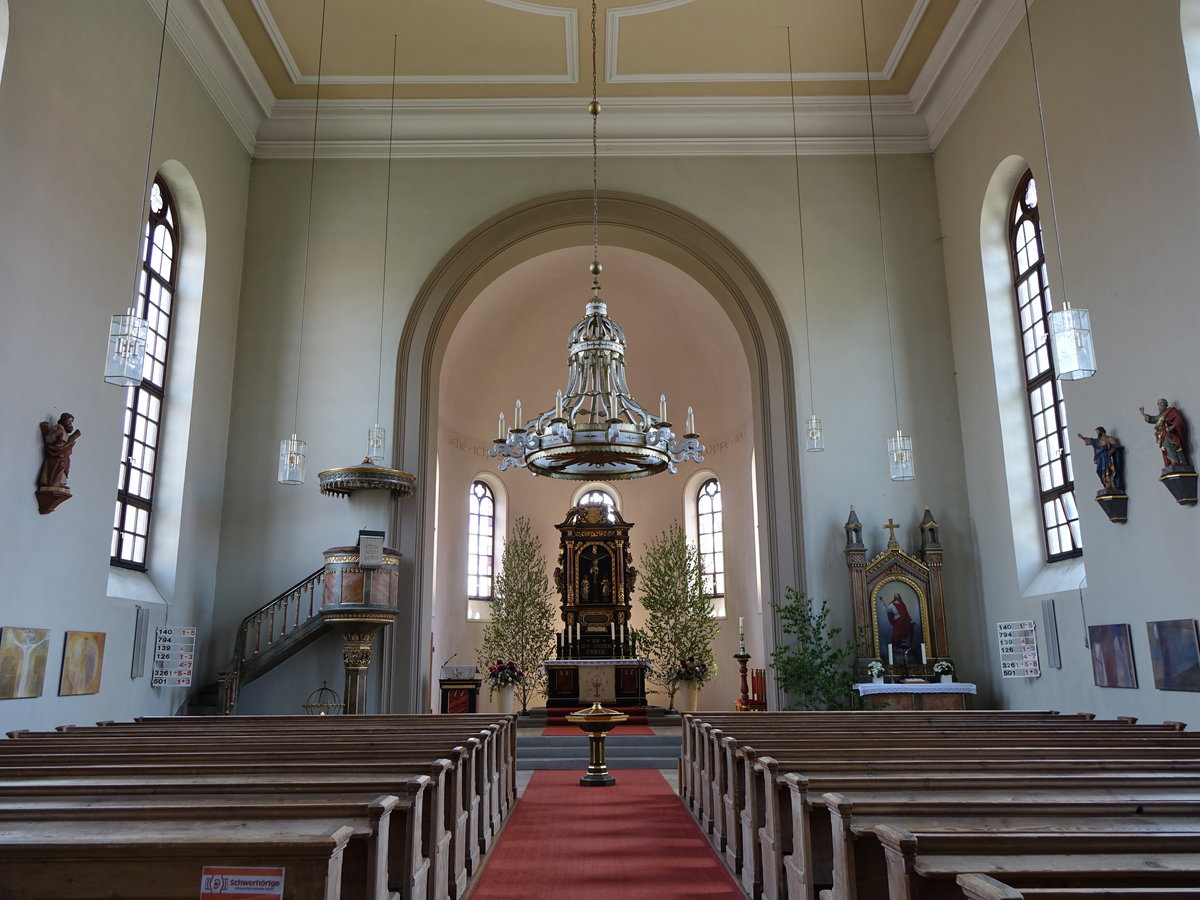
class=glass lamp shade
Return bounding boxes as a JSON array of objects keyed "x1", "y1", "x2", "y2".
[
  {"x1": 103, "y1": 310, "x2": 148, "y2": 387},
  {"x1": 806, "y1": 414, "x2": 824, "y2": 452},
  {"x1": 1048, "y1": 304, "x2": 1096, "y2": 380},
  {"x1": 278, "y1": 433, "x2": 307, "y2": 485},
  {"x1": 366, "y1": 424, "x2": 386, "y2": 464},
  {"x1": 887, "y1": 429, "x2": 915, "y2": 482}
]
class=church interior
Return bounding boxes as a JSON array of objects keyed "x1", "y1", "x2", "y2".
[{"x1": 4, "y1": 0, "x2": 1200, "y2": 786}]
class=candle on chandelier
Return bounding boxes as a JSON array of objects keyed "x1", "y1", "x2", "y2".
[
  {"x1": 514, "y1": 400, "x2": 522, "y2": 430},
  {"x1": 555, "y1": 389, "x2": 563, "y2": 419},
  {"x1": 686, "y1": 406, "x2": 695, "y2": 435},
  {"x1": 497, "y1": 412, "x2": 505, "y2": 440},
  {"x1": 659, "y1": 394, "x2": 667, "y2": 421}
]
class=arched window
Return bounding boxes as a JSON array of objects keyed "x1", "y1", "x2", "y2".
[
  {"x1": 111, "y1": 176, "x2": 179, "y2": 569},
  {"x1": 1008, "y1": 170, "x2": 1082, "y2": 561},
  {"x1": 696, "y1": 478, "x2": 725, "y2": 596},
  {"x1": 468, "y1": 480, "x2": 496, "y2": 599},
  {"x1": 579, "y1": 488, "x2": 617, "y2": 521}
]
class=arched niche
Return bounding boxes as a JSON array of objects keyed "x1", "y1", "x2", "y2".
[{"x1": 388, "y1": 191, "x2": 802, "y2": 711}]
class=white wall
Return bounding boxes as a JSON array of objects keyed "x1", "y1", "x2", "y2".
[
  {"x1": 219, "y1": 151, "x2": 971, "y2": 713},
  {"x1": 0, "y1": 1, "x2": 250, "y2": 733},
  {"x1": 935, "y1": 0, "x2": 1200, "y2": 720}
]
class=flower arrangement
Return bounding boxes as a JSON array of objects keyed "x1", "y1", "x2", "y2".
[
  {"x1": 486, "y1": 659, "x2": 525, "y2": 688},
  {"x1": 866, "y1": 660, "x2": 885, "y2": 678},
  {"x1": 673, "y1": 656, "x2": 709, "y2": 684},
  {"x1": 932, "y1": 660, "x2": 954, "y2": 675}
]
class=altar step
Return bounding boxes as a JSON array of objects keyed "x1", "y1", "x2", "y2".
[
  {"x1": 516, "y1": 734, "x2": 682, "y2": 771},
  {"x1": 542, "y1": 704, "x2": 675, "y2": 728}
]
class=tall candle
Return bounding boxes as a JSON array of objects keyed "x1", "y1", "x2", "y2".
[
  {"x1": 887, "y1": 645, "x2": 893, "y2": 666},
  {"x1": 920, "y1": 642, "x2": 927, "y2": 664},
  {"x1": 610, "y1": 623, "x2": 615, "y2": 641}
]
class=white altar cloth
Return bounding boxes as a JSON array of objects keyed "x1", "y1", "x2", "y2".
[{"x1": 854, "y1": 681, "x2": 977, "y2": 696}]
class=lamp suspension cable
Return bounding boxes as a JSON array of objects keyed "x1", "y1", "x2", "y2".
[
  {"x1": 859, "y1": 0, "x2": 913, "y2": 481},
  {"x1": 786, "y1": 25, "x2": 822, "y2": 452},
  {"x1": 365, "y1": 33, "x2": 401, "y2": 466},
  {"x1": 1022, "y1": 0, "x2": 1096, "y2": 380},
  {"x1": 278, "y1": 0, "x2": 329, "y2": 485},
  {"x1": 104, "y1": 0, "x2": 171, "y2": 387},
  {"x1": 590, "y1": 0, "x2": 601, "y2": 292}
]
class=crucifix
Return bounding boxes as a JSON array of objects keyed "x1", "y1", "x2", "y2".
[{"x1": 883, "y1": 518, "x2": 900, "y2": 544}]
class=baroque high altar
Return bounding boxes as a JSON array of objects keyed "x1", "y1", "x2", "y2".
[{"x1": 545, "y1": 499, "x2": 649, "y2": 708}]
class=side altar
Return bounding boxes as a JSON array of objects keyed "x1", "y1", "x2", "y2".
[{"x1": 545, "y1": 500, "x2": 649, "y2": 708}]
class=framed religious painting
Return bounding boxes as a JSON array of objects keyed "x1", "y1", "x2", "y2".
[
  {"x1": 871, "y1": 578, "x2": 928, "y2": 668},
  {"x1": 1088, "y1": 623, "x2": 1137, "y2": 689},
  {"x1": 0, "y1": 626, "x2": 52, "y2": 700},
  {"x1": 1146, "y1": 619, "x2": 1200, "y2": 691}
]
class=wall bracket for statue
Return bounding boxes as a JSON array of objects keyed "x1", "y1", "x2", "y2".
[
  {"x1": 1076, "y1": 426, "x2": 1128, "y2": 522},
  {"x1": 36, "y1": 413, "x2": 82, "y2": 515},
  {"x1": 1139, "y1": 398, "x2": 1196, "y2": 506},
  {"x1": 845, "y1": 506, "x2": 951, "y2": 681}
]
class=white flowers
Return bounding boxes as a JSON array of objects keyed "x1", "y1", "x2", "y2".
[
  {"x1": 932, "y1": 660, "x2": 954, "y2": 675},
  {"x1": 866, "y1": 660, "x2": 885, "y2": 677}
]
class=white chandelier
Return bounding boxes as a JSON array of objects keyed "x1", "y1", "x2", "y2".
[{"x1": 489, "y1": 0, "x2": 704, "y2": 482}]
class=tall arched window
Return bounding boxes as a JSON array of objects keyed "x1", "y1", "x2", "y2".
[
  {"x1": 111, "y1": 176, "x2": 179, "y2": 569},
  {"x1": 1009, "y1": 170, "x2": 1082, "y2": 561},
  {"x1": 579, "y1": 488, "x2": 617, "y2": 521},
  {"x1": 468, "y1": 480, "x2": 496, "y2": 599},
  {"x1": 696, "y1": 477, "x2": 725, "y2": 596}
]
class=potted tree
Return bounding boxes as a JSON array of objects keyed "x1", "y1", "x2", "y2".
[
  {"x1": 637, "y1": 522, "x2": 719, "y2": 713},
  {"x1": 477, "y1": 517, "x2": 557, "y2": 714},
  {"x1": 770, "y1": 587, "x2": 864, "y2": 709}
]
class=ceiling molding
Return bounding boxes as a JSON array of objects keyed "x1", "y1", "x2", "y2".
[
  {"x1": 146, "y1": 0, "x2": 271, "y2": 155},
  {"x1": 914, "y1": 0, "x2": 1030, "y2": 149},
  {"x1": 253, "y1": 0, "x2": 579, "y2": 86},
  {"x1": 253, "y1": 95, "x2": 926, "y2": 158},
  {"x1": 162, "y1": 0, "x2": 1026, "y2": 159}
]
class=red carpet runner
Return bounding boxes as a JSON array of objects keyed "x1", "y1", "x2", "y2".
[{"x1": 470, "y1": 769, "x2": 744, "y2": 899}]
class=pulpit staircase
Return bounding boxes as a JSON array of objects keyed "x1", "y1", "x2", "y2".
[{"x1": 196, "y1": 567, "x2": 330, "y2": 715}]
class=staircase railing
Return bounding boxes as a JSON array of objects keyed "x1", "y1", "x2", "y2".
[{"x1": 218, "y1": 566, "x2": 325, "y2": 714}]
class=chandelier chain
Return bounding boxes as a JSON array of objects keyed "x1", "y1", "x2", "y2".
[{"x1": 590, "y1": 0, "x2": 600, "y2": 290}]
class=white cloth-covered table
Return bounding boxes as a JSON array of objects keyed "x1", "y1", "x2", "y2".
[{"x1": 853, "y1": 681, "x2": 977, "y2": 696}]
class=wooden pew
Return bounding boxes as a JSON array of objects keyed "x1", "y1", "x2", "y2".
[
  {"x1": 0, "y1": 762, "x2": 456, "y2": 900},
  {"x1": 0, "y1": 818, "x2": 356, "y2": 900},
  {"x1": 875, "y1": 824, "x2": 1200, "y2": 900},
  {"x1": 823, "y1": 792, "x2": 1200, "y2": 900},
  {"x1": 957, "y1": 872, "x2": 1200, "y2": 899},
  {"x1": 0, "y1": 793, "x2": 409, "y2": 900}
]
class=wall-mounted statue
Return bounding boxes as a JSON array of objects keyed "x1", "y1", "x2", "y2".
[
  {"x1": 1138, "y1": 398, "x2": 1196, "y2": 506},
  {"x1": 1077, "y1": 427, "x2": 1128, "y2": 522},
  {"x1": 36, "y1": 413, "x2": 82, "y2": 515}
]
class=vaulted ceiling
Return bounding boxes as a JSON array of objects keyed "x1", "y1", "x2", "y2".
[{"x1": 165, "y1": 0, "x2": 1035, "y2": 156}]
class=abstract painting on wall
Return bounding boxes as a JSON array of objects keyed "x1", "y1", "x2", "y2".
[
  {"x1": 1146, "y1": 619, "x2": 1200, "y2": 691},
  {"x1": 0, "y1": 626, "x2": 52, "y2": 699},
  {"x1": 58, "y1": 631, "x2": 106, "y2": 696},
  {"x1": 1088, "y1": 623, "x2": 1138, "y2": 689}
]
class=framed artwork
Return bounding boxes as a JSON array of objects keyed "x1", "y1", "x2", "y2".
[
  {"x1": 58, "y1": 631, "x2": 106, "y2": 696},
  {"x1": 872, "y1": 579, "x2": 925, "y2": 666},
  {"x1": 0, "y1": 626, "x2": 52, "y2": 700},
  {"x1": 1088, "y1": 623, "x2": 1137, "y2": 689},
  {"x1": 1146, "y1": 619, "x2": 1200, "y2": 692}
]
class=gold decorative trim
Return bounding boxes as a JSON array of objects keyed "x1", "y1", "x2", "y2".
[{"x1": 319, "y1": 464, "x2": 416, "y2": 498}]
